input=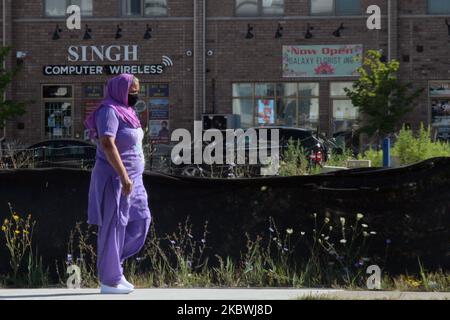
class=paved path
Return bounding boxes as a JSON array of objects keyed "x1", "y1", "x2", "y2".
[{"x1": 0, "y1": 288, "x2": 448, "y2": 300}]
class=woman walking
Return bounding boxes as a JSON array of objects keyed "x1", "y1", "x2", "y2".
[{"x1": 84, "y1": 73, "x2": 151, "y2": 294}]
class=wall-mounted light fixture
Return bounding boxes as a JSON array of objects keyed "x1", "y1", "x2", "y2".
[
  {"x1": 115, "y1": 25, "x2": 122, "y2": 40},
  {"x1": 332, "y1": 23, "x2": 345, "y2": 37},
  {"x1": 144, "y1": 24, "x2": 152, "y2": 39},
  {"x1": 245, "y1": 24, "x2": 254, "y2": 39},
  {"x1": 305, "y1": 23, "x2": 314, "y2": 39},
  {"x1": 52, "y1": 24, "x2": 62, "y2": 40},
  {"x1": 83, "y1": 24, "x2": 92, "y2": 40},
  {"x1": 275, "y1": 23, "x2": 283, "y2": 39}
]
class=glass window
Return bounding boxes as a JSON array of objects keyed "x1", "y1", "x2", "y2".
[
  {"x1": 144, "y1": 0, "x2": 168, "y2": 16},
  {"x1": 233, "y1": 83, "x2": 253, "y2": 97},
  {"x1": 330, "y1": 82, "x2": 354, "y2": 97},
  {"x1": 255, "y1": 83, "x2": 275, "y2": 97},
  {"x1": 121, "y1": 0, "x2": 142, "y2": 16},
  {"x1": 43, "y1": 85, "x2": 73, "y2": 99},
  {"x1": 277, "y1": 98, "x2": 297, "y2": 126},
  {"x1": 336, "y1": 0, "x2": 360, "y2": 15},
  {"x1": 276, "y1": 83, "x2": 297, "y2": 97},
  {"x1": 45, "y1": 0, "x2": 67, "y2": 16},
  {"x1": 45, "y1": 0, "x2": 93, "y2": 16},
  {"x1": 299, "y1": 98, "x2": 319, "y2": 129},
  {"x1": 236, "y1": 0, "x2": 258, "y2": 16},
  {"x1": 311, "y1": 0, "x2": 360, "y2": 16},
  {"x1": 332, "y1": 100, "x2": 359, "y2": 133},
  {"x1": 45, "y1": 102, "x2": 73, "y2": 139},
  {"x1": 311, "y1": 0, "x2": 334, "y2": 15},
  {"x1": 233, "y1": 99, "x2": 254, "y2": 128},
  {"x1": 299, "y1": 83, "x2": 319, "y2": 97},
  {"x1": 428, "y1": 0, "x2": 450, "y2": 14},
  {"x1": 236, "y1": 0, "x2": 283, "y2": 16},
  {"x1": 71, "y1": 0, "x2": 93, "y2": 16},
  {"x1": 262, "y1": 0, "x2": 284, "y2": 15},
  {"x1": 232, "y1": 82, "x2": 320, "y2": 130}
]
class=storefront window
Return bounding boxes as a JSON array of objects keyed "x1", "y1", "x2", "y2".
[
  {"x1": 429, "y1": 81, "x2": 450, "y2": 141},
  {"x1": 43, "y1": 85, "x2": 74, "y2": 139},
  {"x1": 428, "y1": 0, "x2": 450, "y2": 14},
  {"x1": 311, "y1": 0, "x2": 361, "y2": 16},
  {"x1": 45, "y1": 0, "x2": 93, "y2": 17},
  {"x1": 330, "y1": 82, "x2": 358, "y2": 134},
  {"x1": 236, "y1": 0, "x2": 284, "y2": 16},
  {"x1": 121, "y1": 0, "x2": 168, "y2": 16},
  {"x1": 232, "y1": 82, "x2": 319, "y2": 129}
]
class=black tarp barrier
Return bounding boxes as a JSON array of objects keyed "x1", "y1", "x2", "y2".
[{"x1": 0, "y1": 157, "x2": 449, "y2": 276}]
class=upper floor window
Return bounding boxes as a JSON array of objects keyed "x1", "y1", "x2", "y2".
[
  {"x1": 235, "y1": 0, "x2": 284, "y2": 17},
  {"x1": 121, "y1": 0, "x2": 168, "y2": 17},
  {"x1": 311, "y1": 0, "x2": 361, "y2": 16},
  {"x1": 45, "y1": 0, "x2": 93, "y2": 17},
  {"x1": 428, "y1": 0, "x2": 450, "y2": 14}
]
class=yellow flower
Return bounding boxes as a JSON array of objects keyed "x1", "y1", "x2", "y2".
[
  {"x1": 12, "y1": 215, "x2": 19, "y2": 222},
  {"x1": 1, "y1": 226, "x2": 6, "y2": 232},
  {"x1": 286, "y1": 228, "x2": 293, "y2": 235},
  {"x1": 23, "y1": 230, "x2": 29, "y2": 235},
  {"x1": 14, "y1": 230, "x2": 20, "y2": 234},
  {"x1": 3, "y1": 219, "x2": 8, "y2": 225}
]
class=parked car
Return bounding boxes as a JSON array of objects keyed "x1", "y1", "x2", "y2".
[{"x1": 5, "y1": 139, "x2": 97, "y2": 169}]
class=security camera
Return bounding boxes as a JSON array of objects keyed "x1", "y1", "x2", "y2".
[
  {"x1": 186, "y1": 50, "x2": 193, "y2": 56},
  {"x1": 207, "y1": 50, "x2": 214, "y2": 56}
]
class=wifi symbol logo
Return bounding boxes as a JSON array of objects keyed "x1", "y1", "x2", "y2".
[{"x1": 162, "y1": 56, "x2": 173, "y2": 67}]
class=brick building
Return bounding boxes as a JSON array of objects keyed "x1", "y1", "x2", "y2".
[{"x1": 1, "y1": 0, "x2": 450, "y2": 147}]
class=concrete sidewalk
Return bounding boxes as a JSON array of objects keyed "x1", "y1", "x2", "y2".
[{"x1": 0, "y1": 288, "x2": 448, "y2": 300}]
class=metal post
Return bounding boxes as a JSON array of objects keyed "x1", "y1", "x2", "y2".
[{"x1": 383, "y1": 137, "x2": 391, "y2": 167}]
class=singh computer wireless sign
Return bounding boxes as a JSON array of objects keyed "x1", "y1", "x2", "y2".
[{"x1": 43, "y1": 44, "x2": 173, "y2": 76}]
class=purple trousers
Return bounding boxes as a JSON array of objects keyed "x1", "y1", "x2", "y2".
[{"x1": 88, "y1": 160, "x2": 152, "y2": 286}]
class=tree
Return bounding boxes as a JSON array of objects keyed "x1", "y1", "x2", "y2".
[
  {"x1": 344, "y1": 50, "x2": 424, "y2": 142},
  {"x1": 0, "y1": 46, "x2": 27, "y2": 129}
]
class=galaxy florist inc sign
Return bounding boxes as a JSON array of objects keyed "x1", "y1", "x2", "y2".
[
  {"x1": 43, "y1": 44, "x2": 173, "y2": 76},
  {"x1": 282, "y1": 44, "x2": 363, "y2": 78}
]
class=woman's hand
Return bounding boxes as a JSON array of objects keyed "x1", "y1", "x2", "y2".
[{"x1": 120, "y1": 175, "x2": 133, "y2": 197}]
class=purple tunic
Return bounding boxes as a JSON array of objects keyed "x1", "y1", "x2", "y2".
[{"x1": 87, "y1": 105, "x2": 151, "y2": 227}]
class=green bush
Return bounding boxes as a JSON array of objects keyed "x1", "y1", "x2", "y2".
[
  {"x1": 392, "y1": 124, "x2": 450, "y2": 165},
  {"x1": 358, "y1": 148, "x2": 383, "y2": 167}
]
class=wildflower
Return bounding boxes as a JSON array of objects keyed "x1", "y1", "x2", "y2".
[
  {"x1": 286, "y1": 228, "x2": 293, "y2": 235},
  {"x1": 277, "y1": 242, "x2": 282, "y2": 247},
  {"x1": 324, "y1": 236, "x2": 330, "y2": 241},
  {"x1": 362, "y1": 224, "x2": 368, "y2": 228},
  {"x1": 269, "y1": 227, "x2": 275, "y2": 233},
  {"x1": 283, "y1": 247, "x2": 289, "y2": 252},
  {"x1": 187, "y1": 234, "x2": 194, "y2": 239},
  {"x1": 12, "y1": 214, "x2": 19, "y2": 221},
  {"x1": 136, "y1": 257, "x2": 143, "y2": 262},
  {"x1": 340, "y1": 217, "x2": 346, "y2": 226},
  {"x1": 300, "y1": 232, "x2": 306, "y2": 236},
  {"x1": 318, "y1": 239, "x2": 322, "y2": 244},
  {"x1": 273, "y1": 237, "x2": 277, "y2": 241},
  {"x1": 201, "y1": 239, "x2": 206, "y2": 244},
  {"x1": 170, "y1": 240, "x2": 176, "y2": 245},
  {"x1": 340, "y1": 239, "x2": 347, "y2": 244},
  {"x1": 356, "y1": 213, "x2": 364, "y2": 221},
  {"x1": 261, "y1": 186, "x2": 268, "y2": 191},
  {"x1": 3, "y1": 219, "x2": 8, "y2": 225},
  {"x1": 1, "y1": 226, "x2": 6, "y2": 232},
  {"x1": 370, "y1": 231, "x2": 377, "y2": 235},
  {"x1": 363, "y1": 231, "x2": 369, "y2": 237},
  {"x1": 329, "y1": 226, "x2": 333, "y2": 231},
  {"x1": 67, "y1": 254, "x2": 73, "y2": 263},
  {"x1": 14, "y1": 230, "x2": 20, "y2": 234},
  {"x1": 23, "y1": 230, "x2": 29, "y2": 235},
  {"x1": 324, "y1": 217, "x2": 330, "y2": 224},
  {"x1": 313, "y1": 213, "x2": 317, "y2": 218}
]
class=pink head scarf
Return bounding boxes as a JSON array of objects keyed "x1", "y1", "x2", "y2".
[{"x1": 84, "y1": 73, "x2": 142, "y2": 140}]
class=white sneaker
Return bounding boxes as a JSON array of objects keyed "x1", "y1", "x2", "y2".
[
  {"x1": 119, "y1": 275, "x2": 135, "y2": 289},
  {"x1": 100, "y1": 283, "x2": 134, "y2": 294}
]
